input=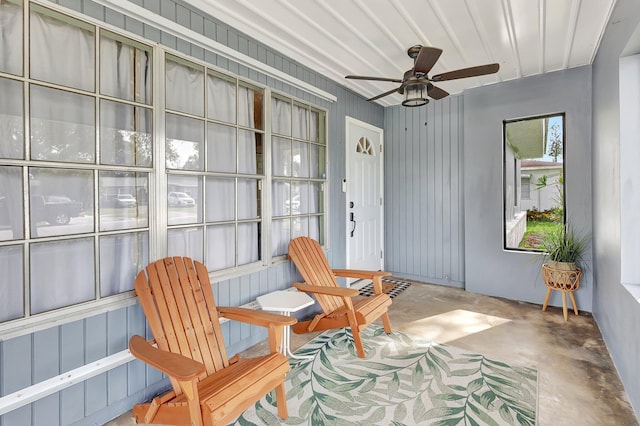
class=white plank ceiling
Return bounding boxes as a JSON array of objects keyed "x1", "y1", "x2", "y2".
[{"x1": 184, "y1": 0, "x2": 617, "y2": 106}]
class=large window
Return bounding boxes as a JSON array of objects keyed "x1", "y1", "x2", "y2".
[
  {"x1": 271, "y1": 95, "x2": 326, "y2": 257},
  {"x1": 165, "y1": 56, "x2": 264, "y2": 271},
  {"x1": 0, "y1": 3, "x2": 153, "y2": 323},
  {"x1": 503, "y1": 114, "x2": 565, "y2": 250},
  {"x1": 0, "y1": 2, "x2": 328, "y2": 329}
]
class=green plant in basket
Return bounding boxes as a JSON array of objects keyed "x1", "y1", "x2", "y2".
[{"x1": 541, "y1": 223, "x2": 589, "y2": 271}]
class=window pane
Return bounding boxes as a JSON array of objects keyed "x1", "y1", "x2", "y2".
[
  {"x1": 309, "y1": 145, "x2": 325, "y2": 179},
  {"x1": 309, "y1": 110, "x2": 319, "y2": 142},
  {"x1": 100, "y1": 33, "x2": 152, "y2": 104},
  {"x1": 272, "y1": 137, "x2": 291, "y2": 176},
  {"x1": 298, "y1": 182, "x2": 310, "y2": 214},
  {"x1": 207, "y1": 72, "x2": 236, "y2": 123},
  {"x1": 29, "y1": 168, "x2": 92, "y2": 237},
  {"x1": 30, "y1": 5, "x2": 95, "y2": 91},
  {"x1": 238, "y1": 178, "x2": 258, "y2": 220},
  {"x1": 168, "y1": 227, "x2": 203, "y2": 262},
  {"x1": 292, "y1": 141, "x2": 309, "y2": 177},
  {"x1": 309, "y1": 182, "x2": 322, "y2": 214},
  {"x1": 100, "y1": 100, "x2": 152, "y2": 166},
  {"x1": 168, "y1": 175, "x2": 201, "y2": 225},
  {"x1": 30, "y1": 238, "x2": 95, "y2": 314},
  {"x1": 205, "y1": 177, "x2": 234, "y2": 222},
  {"x1": 292, "y1": 216, "x2": 308, "y2": 239},
  {"x1": 100, "y1": 232, "x2": 148, "y2": 297},
  {"x1": 238, "y1": 130, "x2": 258, "y2": 175},
  {"x1": 30, "y1": 85, "x2": 95, "y2": 163},
  {"x1": 207, "y1": 123, "x2": 235, "y2": 173},
  {"x1": 99, "y1": 171, "x2": 148, "y2": 231},
  {"x1": 292, "y1": 104, "x2": 308, "y2": 140},
  {"x1": 165, "y1": 58, "x2": 204, "y2": 117},
  {"x1": 271, "y1": 97, "x2": 291, "y2": 136},
  {"x1": 238, "y1": 85, "x2": 262, "y2": 130},
  {"x1": 238, "y1": 222, "x2": 259, "y2": 265},
  {"x1": 0, "y1": 245, "x2": 23, "y2": 322},
  {"x1": 0, "y1": 0, "x2": 22, "y2": 76},
  {"x1": 205, "y1": 224, "x2": 234, "y2": 271},
  {"x1": 272, "y1": 180, "x2": 289, "y2": 216},
  {"x1": 309, "y1": 216, "x2": 321, "y2": 242},
  {"x1": 271, "y1": 218, "x2": 290, "y2": 257},
  {"x1": 166, "y1": 113, "x2": 203, "y2": 170},
  {"x1": 0, "y1": 166, "x2": 24, "y2": 241},
  {"x1": 504, "y1": 114, "x2": 564, "y2": 250},
  {"x1": 0, "y1": 78, "x2": 24, "y2": 159}
]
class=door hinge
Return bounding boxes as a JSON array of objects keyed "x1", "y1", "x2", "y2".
[{"x1": 380, "y1": 250, "x2": 383, "y2": 259}]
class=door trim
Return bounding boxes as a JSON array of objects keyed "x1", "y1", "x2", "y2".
[{"x1": 345, "y1": 116, "x2": 385, "y2": 270}]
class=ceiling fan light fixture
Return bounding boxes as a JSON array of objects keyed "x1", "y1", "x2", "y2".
[{"x1": 402, "y1": 83, "x2": 428, "y2": 107}]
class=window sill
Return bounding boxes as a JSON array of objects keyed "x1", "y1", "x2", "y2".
[
  {"x1": 0, "y1": 294, "x2": 139, "y2": 342},
  {"x1": 622, "y1": 283, "x2": 640, "y2": 304}
]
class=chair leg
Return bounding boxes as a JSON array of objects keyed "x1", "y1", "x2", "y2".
[
  {"x1": 381, "y1": 312, "x2": 392, "y2": 333},
  {"x1": 352, "y1": 328, "x2": 366, "y2": 358},
  {"x1": 275, "y1": 382, "x2": 288, "y2": 419}
]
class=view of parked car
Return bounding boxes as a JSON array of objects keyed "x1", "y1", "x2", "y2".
[
  {"x1": 102, "y1": 193, "x2": 137, "y2": 208},
  {"x1": 31, "y1": 194, "x2": 83, "y2": 225},
  {"x1": 168, "y1": 191, "x2": 195, "y2": 207}
]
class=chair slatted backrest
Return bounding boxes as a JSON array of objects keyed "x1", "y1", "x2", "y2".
[
  {"x1": 288, "y1": 237, "x2": 344, "y2": 314},
  {"x1": 134, "y1": 257, "x2": 229, "y2": 394}
]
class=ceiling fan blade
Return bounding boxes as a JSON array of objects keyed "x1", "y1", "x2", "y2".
[
  {"x1": 428, "y1": 85, "x2": 449, "y2": 100},
  {"x1": 346, "y1": 75, "x2": 403, "y2": 83},
  {"x1": 431, "y1": 63, "x2": 500, "y2": 82},
  {"x1": 414, "y1": 46, "x2": 443, "y2": 74},
  {"x1": 367, "y1": 87, "x2": 399, "y2": 102}
]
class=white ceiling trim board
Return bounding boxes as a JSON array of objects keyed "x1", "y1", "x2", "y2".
[
  {"x1": 463, "y1": 0, "x2": 501, "y2": 83},
  {"x1": 317, "y1": 2, "x2": 406, "y2": 76},
  {"x1": 562, "y1": 0, "x2": 582, "y2": 69},
  {"x1": 501, "y1": 0, "x2": 523, "y2": 78},
  {"x1": 94, "y1": 0, "x2": 337, "y2": 102},
  {"x1": 539, "y1": 0, "x2": 546, "y2": 73},
  {"x1": 354, "y1": 0, "x2": 406, "y2": 53}
]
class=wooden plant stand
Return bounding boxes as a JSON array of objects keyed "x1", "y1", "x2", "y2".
[{"x1": 542, "y1": 264, "x2": 582, "y2": 321}]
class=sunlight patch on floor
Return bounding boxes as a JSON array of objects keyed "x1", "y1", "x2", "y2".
[{"x1": 403, "y1": 309, "x2": 511, "y2": 343}]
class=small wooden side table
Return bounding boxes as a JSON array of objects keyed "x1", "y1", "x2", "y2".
[
  {"x1": 541, "y1": 264, "x2": 582, "y2": 321},
  {"x1": 256, "y1": 290, "x2": 315, "y2": 359}
]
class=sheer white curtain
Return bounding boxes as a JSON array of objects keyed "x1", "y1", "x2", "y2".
[
  {"x1": 99, "y1": 36, "x2": 153, "y2": 166},
  {"x1": 0, "y1": 0, "x2": 22, "y2": 76},
  {"x1": 30, "y1": 238, "x2": 95, "y2": 314},
  {"x1": 205, "y1": 85, "x2": 258, "y2": 268},
  {"x1": 30, "y1": 7, "x2": 94, "y2": 92},
  {"x1": 166, "y1": 59, "x2": 204, "y2": 116},
  {"x1": 0, "y1": 78, "x2": 23, "y2": 159},
  {"x1": 26, "y1": 13, "x2": 99, "y2": 313},
  {"x1": 0, "y1": 246, "x2": 23, "y2": 322},
  {"x1": 100, "y1": 233, "x2": 148, "y2": 296}
]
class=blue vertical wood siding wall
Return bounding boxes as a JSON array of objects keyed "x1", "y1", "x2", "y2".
[
  {"x1": 384, "y1": 97, "x2": 465, "y2": 288},
  {"x1": 0, "y1": 0, "x2": 383, "y2": 425}
]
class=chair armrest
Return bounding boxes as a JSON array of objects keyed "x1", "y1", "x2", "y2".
[
  {"x1": 129, "y1": 335, "x2": 205, "y2": 381},
  {"x1": 293, "y1": 282, "x2": 359, "y2": 297},
  {"x1": 218, "y1": 306, "x2": 297, "y2": 328},
  {"x1": 332, "y1": 269, "x2": 392, "y2": 279}
]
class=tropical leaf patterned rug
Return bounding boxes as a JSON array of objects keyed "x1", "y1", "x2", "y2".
[{"x1": 232, "y1": 326, "x2": 537, "y2": 425}]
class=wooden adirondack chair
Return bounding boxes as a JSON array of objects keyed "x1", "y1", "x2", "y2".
[
  {"x1": 128, "y1": 256, "x2": 297, "y2": 426},
  {"x1": 288, "y1": 236, "x2": 393, "y2": 358}
]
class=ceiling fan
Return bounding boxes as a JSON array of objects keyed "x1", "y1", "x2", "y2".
[{"x1": 345, "y1": 45, "x2": 500, "y2": 107}]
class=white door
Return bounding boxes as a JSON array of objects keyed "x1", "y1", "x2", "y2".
[{"x1": 345, "y1": 117, "x2": 384, "y2": 272}]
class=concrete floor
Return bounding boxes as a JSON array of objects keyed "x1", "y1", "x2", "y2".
[{"x1": 107, "y1": 280, "x2": 639, "y2": 425}]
